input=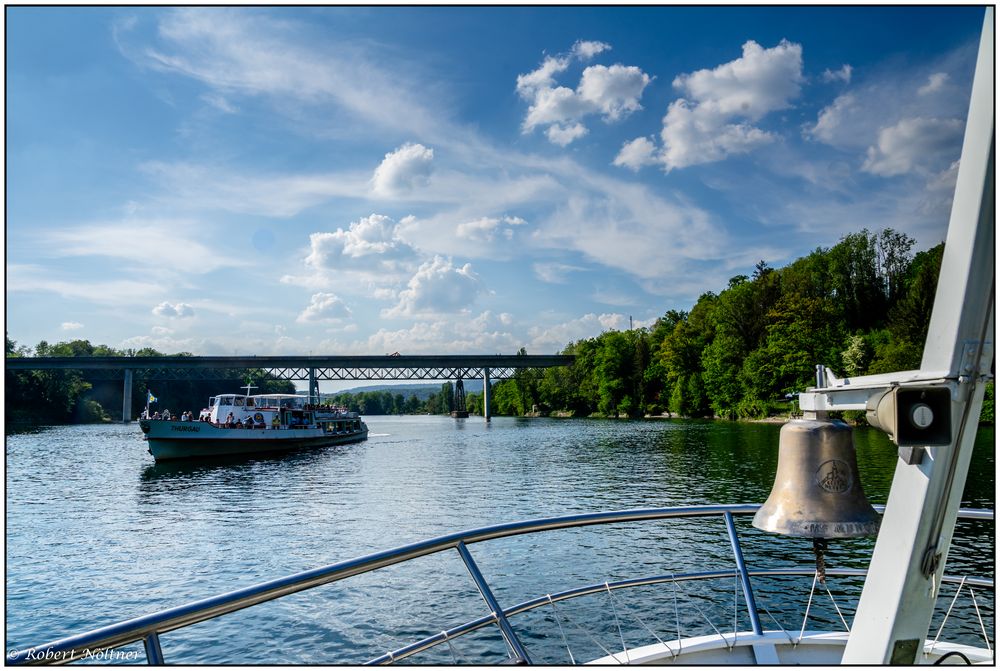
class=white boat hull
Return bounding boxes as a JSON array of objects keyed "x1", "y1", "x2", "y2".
[
  {"x1": 139, "y1": 420, "x2": 368, "y2": 461},
  {"x1": 588, "y1": 631, "x2": 994, "y2": 665}
]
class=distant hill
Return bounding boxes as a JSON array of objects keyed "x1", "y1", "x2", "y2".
[{"x1": 330, "y1": 380, "x2": 485, "y2": 402}]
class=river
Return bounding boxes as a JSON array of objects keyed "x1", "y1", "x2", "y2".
[{"x1": 6, "y1": 417, "x2": 994, "y2": 663}]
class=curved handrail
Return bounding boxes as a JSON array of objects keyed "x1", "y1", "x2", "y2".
[
  {"x1": 8, "y1": 505, "x2": 992, "y2": 665},
  {"x1": 368, "y1": 567, "x2": 994, "y2": 665}
]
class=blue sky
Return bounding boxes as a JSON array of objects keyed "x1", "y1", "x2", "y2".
[{"x1": 6, "y1": 6, "x2": 985, "y2": 361}]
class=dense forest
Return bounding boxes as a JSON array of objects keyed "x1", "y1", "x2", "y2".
[
  {"x1": 481, "y1": 228, "x2": 992, "y2": 423},
  {"x1": 5, "y1": 228, "x2": 993, "y2": 428}
]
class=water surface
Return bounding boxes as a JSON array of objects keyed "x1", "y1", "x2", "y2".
[{"x1": 6, "y1": 417, "x2": 994, "y2": 663}]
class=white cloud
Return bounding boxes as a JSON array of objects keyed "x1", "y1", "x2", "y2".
[
  {"x1": 546, "y1": 123, "x2": 589, "y2": 146},
  {"x1": 383, "y1": 256, "x2": 483, "y2": 317},
  {"x1": 862, "y1": 117, "x2": 965, "y2": 177},
  {"x1": 805, "y1": 93, "x2": 858, "y2": 144},
  {"x1": 297, "y1": 292, "x2": 351, "y2": 323},
  {"x1": 572, "y1": 40, "x2": 611, "y2": 60},
  {"x1": 153, "y1": 301, "x2": 195, "y2": 318},
  {"x1": 532, "y1": 262, "x2": 584, "y2": 284},
  {"x1": 821, "y1": 64, "x2": 852, "y2": 84},
  {"x1": 60, "y1": 322, "x2": 84, "y2": 331},
  {"x1": 673, "y1": 39, "x2": 803, "y2": 120},
  {"x1": 918, "y1": 72, "x2": 949, "y2": 96},
  {"x1": 658, "y1": 39, "x2": 802, "y2": 171},
  {"x1": 516, "y1": 55, "x2": 571, "y2": 98},
  {"x1": 42, "y1": 220, "x2": 247, "y2": 277},
  {"x1": 371, "y1": 143, "x2": 434, "y2": 197},
  {"x1": 303, "y1": 213, "x2": 418, "y2": 276},
  {"x1": 617, "y1": 39, "x2": 803, "y2": 172},
  {"x1": 201, "y1": 92, "x2": 238, "y2": 113},
  {"x1": 7, "y1": 264, "x2": 163, "y2": 305},
  {"x1": 613, "y1": 136, "x2": 658, "y2": 171},
  {"x1": 455, "y1": 216, "x2": 527, "y2": 242},
  {"x1": 151, "y1": 326, "x2": 174, "y2": 335},
  {"x1": 518, "y1": 42, "x2": 651, "y2": 146},
  {"x1": 125, "y1": 8, "x2": 446, "y2": 141},
  {"x1": 659, "y1": 100, "x2": 775, "y2": 171},
  {"x1": 576, "y1": 64, "x2": 651, "y2": 121}
]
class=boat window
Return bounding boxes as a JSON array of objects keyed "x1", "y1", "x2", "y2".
[
  {"x1": 234, "y1": 397, "x2": 245, "y2": 407},
  {"x1": 246, "y1": 398, "x2": 255, "y2": 408},
  {"x1": 210, "y1": 397, "x2": 219, "y2": 407}
]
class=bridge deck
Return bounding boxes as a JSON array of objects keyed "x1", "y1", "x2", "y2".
[{"x1": 4, "y1": 354, "x2": 575, "y2": 381}]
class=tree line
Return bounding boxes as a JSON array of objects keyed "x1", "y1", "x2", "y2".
[{"x1": 486, "y1": 229, "x2": 993, "y2": 422}]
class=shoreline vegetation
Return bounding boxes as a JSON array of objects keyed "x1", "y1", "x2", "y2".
[{"x1": 5, "y1": 228, "x2": 994, "y2": 430}]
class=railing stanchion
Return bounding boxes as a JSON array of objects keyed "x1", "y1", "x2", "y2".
[
  {"x1": 724, "y1": 511, "x2": 764, "y2": 636},
  {"x1": 143, "y1": 632, "x2": 165, "y2": 665},
  {"x1": 455, "y1": 541, "x2": 531, "y2": 663}
]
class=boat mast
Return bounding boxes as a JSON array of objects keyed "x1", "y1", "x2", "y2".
[{"x1": 840, "y1": 8, "x2": 994, "y2": 663}]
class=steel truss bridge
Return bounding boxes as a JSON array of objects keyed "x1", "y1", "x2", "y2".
[{"x1": 5, "y1": 354, "x2": 575, "y2": 421}]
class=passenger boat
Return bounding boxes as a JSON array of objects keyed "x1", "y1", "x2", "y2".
[
  {"x1": 139, "y1": 393, "x2": 368, "y2": 461},
  {"x1": 8, "y1": 7, "x2": 993, "y2": 666}
]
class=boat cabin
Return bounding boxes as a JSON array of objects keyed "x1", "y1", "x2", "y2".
[{"x1": 199, "y1": 393, "x2": 359, "y2": 432}]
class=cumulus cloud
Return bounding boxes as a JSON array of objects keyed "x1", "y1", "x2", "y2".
[
  {"x1": 918, "y1": 72, "x2": 949, "y2": 96},
  {"x1": 546, "y1": 123, "x2": 589, "y2": 147},
  {"x1": 518, "y1": 42, "x2": 652, "y2": 146},
  {"x1": 303, "y1": 213, "x2": 418, "y2": 276},
  {"x1": 577, "y1": 64, "x2": 651, "y2": 121},
  {"x1": 297, "y1": 292, "x2": 351, "y2": 323},
  {"x1": 805, "y1": 93, "x2": 858, "y2": 144},
  {"x1": 613, "y1": 136, "x2": 658, "y2": 171},
  {"x1": 821, "y1": 64, "x2": 852, "y2": 84},
  {"x1": 572, "y1": 40, "x2": 611, "y2": 60},
  {"x1": 383, "y1": 256, "x2": 483, "y2": 317},
  {"x1": 617, "y1": 39, "x2": 803, "y2": 172},
  {"x1": 455, "y1": 215, "x2": 527, "y2": 242},
  {"x1": 862, "y1": 117, "x2": 965, "y2": 177},
  {"x1": 371, "y1": 143, "x2": 434, "y2": 196},
  {"x1": 153, "y1": 301, "x2": 194, "y2": 318},
  {"x1": 60, "y1": 322, "x2": 84, "y2": 331}
]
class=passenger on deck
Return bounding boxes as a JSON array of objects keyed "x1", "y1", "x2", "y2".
[{"x1": 225, "y1": 412, "x2": 235, "y2": 428}]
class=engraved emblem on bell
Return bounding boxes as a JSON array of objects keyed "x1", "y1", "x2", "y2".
[{"x1": 815, "y1": 459, "x2": 852, "y2": 493}]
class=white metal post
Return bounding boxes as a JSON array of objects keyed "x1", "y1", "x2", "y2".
[{"x1": 842, "y1": 8, "x2": 994, "y2": 663}]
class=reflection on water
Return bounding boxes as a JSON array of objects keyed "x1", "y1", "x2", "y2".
[{"x1": 6, "y1": 417, "x2": 994, "y2": 662}]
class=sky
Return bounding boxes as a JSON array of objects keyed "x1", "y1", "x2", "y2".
[{"x1": 5, "y1": 5, "x2": 986, "y2": 365}]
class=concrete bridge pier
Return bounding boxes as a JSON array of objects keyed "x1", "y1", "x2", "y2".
[
  {"x1": 483, "y1": 367, "x2": 491, "y2": 422},
  {"x1": 122, "y1": 369, "x2": 133, "y2": 422}
]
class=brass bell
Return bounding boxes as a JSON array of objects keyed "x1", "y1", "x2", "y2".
[{"x1": 754, "y1": 418, "x2": 880, "y2": 539}]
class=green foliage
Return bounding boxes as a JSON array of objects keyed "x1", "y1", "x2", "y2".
[{"x1": 980, "y1": 383, "x2": 994, "y2": 424}]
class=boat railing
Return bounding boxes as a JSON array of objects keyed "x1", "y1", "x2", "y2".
[{"x1": 7, "y1": 505, "x2": 993, "y2": 665}]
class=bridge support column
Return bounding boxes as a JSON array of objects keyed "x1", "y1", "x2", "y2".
[
  {"x1": 309, "y1": 368, "x2": 319, "y2": 404},
  {"x1": 122, "y1": 369, "x2": 133, "y2": 423},
  {"x1": 483, "y1": 367, "x2": 491, "y2": 422}
]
